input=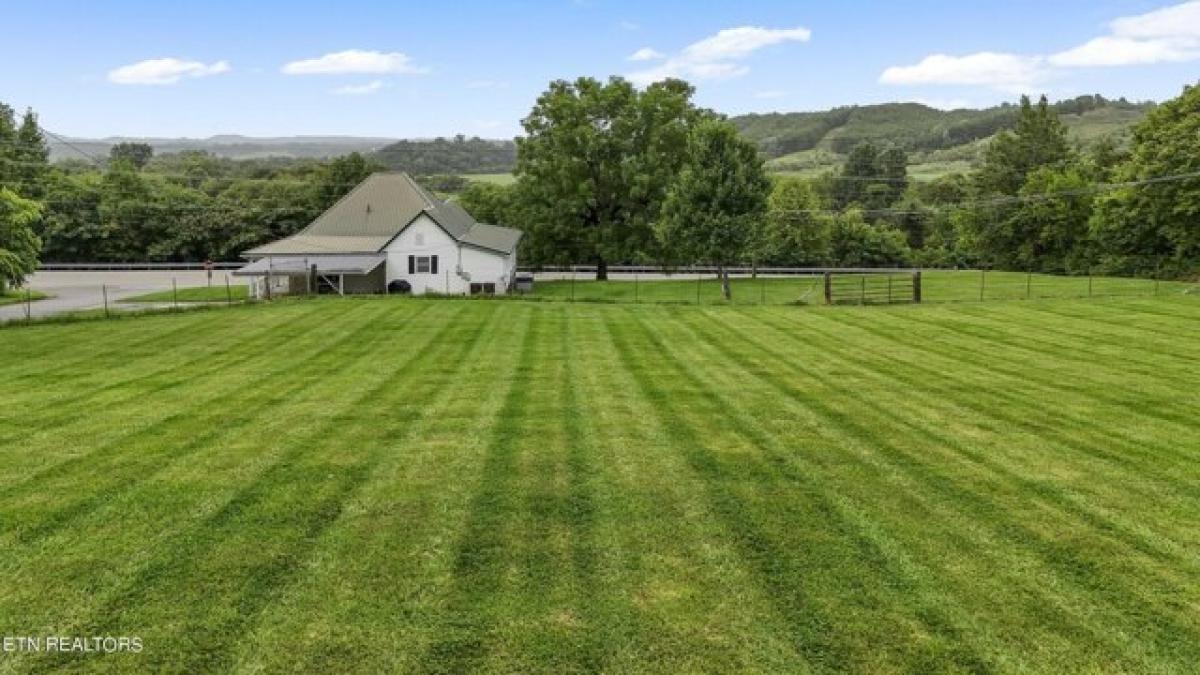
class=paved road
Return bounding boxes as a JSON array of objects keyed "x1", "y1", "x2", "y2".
[{"x1": 0, "y1": 270, "x2": 235, "y2": 322}]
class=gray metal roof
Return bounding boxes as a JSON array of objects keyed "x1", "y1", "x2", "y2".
[
  {"x1": 242, "y1": 171, "x2": 522, "y2": 257},
  {"x1": 461, "y1": 222, "x2": 523, "y2": 254},
  {"x1": 233, "y1": 254, "x2": 385, "y2": 276}
]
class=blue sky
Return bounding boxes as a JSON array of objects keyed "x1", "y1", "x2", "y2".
[{"x1": 3, "y1": 0, "x2": 1199, "y2": 139}]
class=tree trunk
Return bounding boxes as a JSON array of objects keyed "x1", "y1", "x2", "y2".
[
  {"x1": 720, "y1": 265, "x2": 732, "y2": 301},
  {"x1": 596, "y1": 257, "x2": 608, "y2": 281}
]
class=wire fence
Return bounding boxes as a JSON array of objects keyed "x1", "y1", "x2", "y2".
[
  {"x1": 513, "y1": 264, "x2": 1199, "y2": 307},
  {"x1": 3, "y1": 263, "x2": 1197, "y2": 328}
]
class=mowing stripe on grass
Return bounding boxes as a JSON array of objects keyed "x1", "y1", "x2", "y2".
[
  {"x1": 661, "y1": 308, "x2": 1167, "y2": 668},
  {"x1": 0, "y1": 302, "x2": 386, "y2": 470},
  {"x1": 418, "y1": 308, "x2": 545, "y2": 672},
  {"x1": 0, "y1": 302, "x2": 398, "y2": 492},
  {"x1": 700, "y1": 307, "x2": 1200, "y2": 667},
  {"x1": 25, "y1": 303, "x2": 495, "y2": 672},
  {"x1": 0, "y1": 302, "x2": 336, "y2": 435},
  {"x1": 2, "y1": 303, "x2": 429, "y2": 545},
  {"x1": 811, "y1": 307, "x2": 1200, "y2": 468},
  {"x1": 230, "y1": 306, "x2": 533, "y2": 672},
  {"x1": 609, "y1": 309, "x2": 994, "y2": 672}
]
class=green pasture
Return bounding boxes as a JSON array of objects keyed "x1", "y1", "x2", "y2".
[{"x1": 2, "y1": 290, "x2": 1200, "y2": 672}]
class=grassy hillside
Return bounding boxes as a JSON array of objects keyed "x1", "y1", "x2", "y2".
[
  {"x1": 3, "y1": 289, "x2": 1200, "y2": 671},
  {"x1": 738, "y1": 97, "x2": 1152, "y2": 179}
]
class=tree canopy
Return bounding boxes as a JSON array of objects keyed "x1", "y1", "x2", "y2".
[
  {"x1": 658, "y1": 118, "x2": 771, "y2": 298},
  {"x1": 515, "y1": 76, "x2": 710, "y2": 277}
]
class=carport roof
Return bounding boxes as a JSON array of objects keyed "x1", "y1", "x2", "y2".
[{"x1": 232, "y1": 254, "x2": 385, "y2": 276}]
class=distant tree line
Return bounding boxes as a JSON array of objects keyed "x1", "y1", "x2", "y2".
[
  {"x1": 463, "y1": 81, "x2": 1200, "y2": 287},
  {"x1": 0, "y1": 82, "x2": 1196, "y2": 294},
  {"x1": 373, "y1": 135, "x2": 516, "y2": 174}
]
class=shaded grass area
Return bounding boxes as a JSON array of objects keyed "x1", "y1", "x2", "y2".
[
  {"x1": 528, "y1": 270, "x2": 1191, "y2": 306},
  {"x1": 120, "y1": 284, "x2": 249, "y2": 303},
  {"x1": 2, "y1": 295, "x2": 1200, "y2": 671},
  {"x1": 0, "y1": 289, "x2": 49, "y2": 306}
]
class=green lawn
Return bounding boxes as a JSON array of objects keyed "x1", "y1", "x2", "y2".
[
  {"x1": 3, "y1": 294, "x2": 1200, "y2": 671},
  {"x1": 0, "y1": 289, "x2": 48, "y2": 306},
  {"x1": 120, "y1": 284, "x2": 250, "y2": 303},
  {"x1": 529, "y1": 270, "x2": 1190, "y2": 305},
  {"x1": 462, "y1": 172, "x2": 517, "y2": 186}
]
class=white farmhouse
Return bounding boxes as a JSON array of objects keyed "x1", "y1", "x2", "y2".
[{"x1": 235, "y1": 172, "x2": 522, "y2": 297}]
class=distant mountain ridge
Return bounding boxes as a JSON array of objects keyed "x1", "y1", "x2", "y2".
[
  {"x1": 49, "y1": 134, "x2": 401, "y2": 162},
  {"x1": 50, "y1": 95, "x2": 1151, "y2": 177},
  {"x1": 732, "y1": 95, "x2": 1152, "y2": 157}
]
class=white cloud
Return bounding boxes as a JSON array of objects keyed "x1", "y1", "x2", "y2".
[
  {"x1": 884, "y1": 1, "x2": 1200, "y2": 89},
  {"x1": 1050, "y1": 1, "x2": 1200, "y2": 66},
  {"x1": 628, "y1": 25, "x2": 810, "y2": 86},
  {"x1": 682, "y1": 26, "x2": 812, "y2": 62},
  {"x1": 282, "y1": 49, "x2": 428, "y2": 75},
  {"x1": 879, "y1": 52, "x2": 1047, "y2": 93},
  {"x1": 108, "y1": 58, "x2": 230, "y2": 85},
  {"x1": 1049, "y1": 35, "x2": 1200, "y2": 66},
  {"x1": 627, "y1": 47, "x2": 664, "y2": 61},
  {"x1": 332, "y1": 80, "x2": 386, "y2": 95},
  {"x1": 1110, "y1": 0, "x2": 1200, "y2": 39}
]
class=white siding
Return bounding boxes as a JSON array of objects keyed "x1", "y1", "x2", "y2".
[
  {"x1": 385, "y1": 215, "x2": 464, "y2": 295},
  {"x1": 383, "y1": 214, "x2": 515, "y2": 295}
]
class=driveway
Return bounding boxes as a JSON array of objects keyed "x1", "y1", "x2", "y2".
[{"x1": 0, "y1": 270, "x2": 235, "y2": 322}]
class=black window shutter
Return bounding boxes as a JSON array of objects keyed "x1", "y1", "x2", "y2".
[
  {"x1": 408, "y1": 255, "x2": 415, "y2": 274},
  {"x1": 431, "y1": 255, "x2": 438, "y2": 275}
]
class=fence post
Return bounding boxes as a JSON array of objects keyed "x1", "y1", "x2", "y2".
[
  {"x1": 172, "y1": 277, "x2": 179, "y2": 310},
  {"x1": 887, "y1": 275, "x2": 893, "y2": 304},
  {"x1": 824, "y1": 271, "x2": 832, "y2": 305},
  {"x1": 696, "y1": 272, "x2": 702, "y2": 305},
  {"x1": 226, "y1": 275, "x2": 233, "y2": 306},
  {"x1": 759, "y1": 274, "x2": 765, "y2": 305},
  {"x1": 102, "y1": 284, "x2": 109, "y2": 319},
  {"x1": 570, "y1": 268, "x2": 575, "y2": 302},
  {"x1": 1088, "y1": 268, "x2": 1093, "y2": 298},
  {"x1": 1026, "y1": 272, "x2": 1032, "y2": 300},
  {"x1": 860, "y1": 275, "x2": 866, "y2": 305},
  {"x1": 25, "y1": 286, "x2": 32, "y2": 322},
  {"x1": 979, "y1": 268, "x2": 986, "y2": 302},
  {"x1": 913, "y1": 270, "x2": 922, "y2": 304},
  {"x1": 634, "y1": 270, "x2": 639, "y2": 304},
  {"x1": 1155, "y1": 258, "x2": 1162, "y2": 296}
]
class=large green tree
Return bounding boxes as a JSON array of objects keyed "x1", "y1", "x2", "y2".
[
  {"x1": 1090, "y1": 83, "x2": 1200, "y2": 275},
  {"x1": 658, "y1": 119, "x2": 771, "y2": 300},
  {"x1": 762, "y1": 177, "x2": 831, "y2": 266},
  {"x1": 0, "y1": 188, "x2": 42, "y2": 292},
  {"x1": 313, "y1": 152, "x2": 383, "y2": 211},
  {"x1": 832, "y1": 142, "x2": 909, "y2": 211},
  {"x1": 516, "y1": 76, "x2": 708, "y2": 276},
  {"x1": 975, "y1": 95, "x2": 1070, "y2": 196},
  {"x1": 110, "y1": 142, "x2": 154, "y2": 170}
]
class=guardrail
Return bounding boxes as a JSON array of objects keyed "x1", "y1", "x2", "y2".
[{"x1": 38, "y1": 262, "x2": 244, "y2": 271}]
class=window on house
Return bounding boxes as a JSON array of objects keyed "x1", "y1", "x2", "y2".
[{"x1": 416, "y1": 256, "x2": 431, "y2": 274}]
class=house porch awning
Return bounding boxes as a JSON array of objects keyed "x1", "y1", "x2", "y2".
[{"x1": 232, "y1": 254, "x2": 386, "y2": 277}]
